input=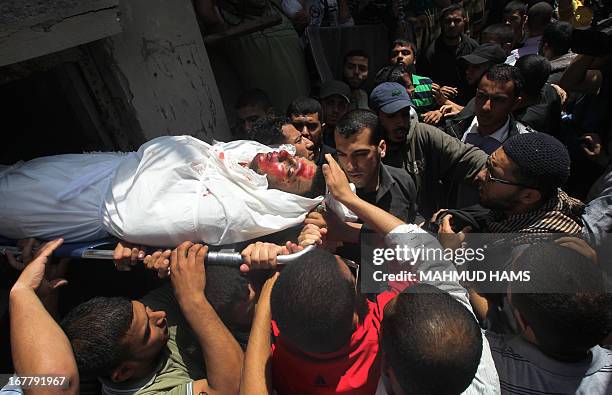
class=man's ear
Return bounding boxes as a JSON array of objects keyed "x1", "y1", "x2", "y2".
[
  {"x1": 110, "y1": 362, "x2": 136, "y2": 383},
  {"x1": 379, "y1": 139, "x2": 387, "y2": 158},
  {"x1": 519, "y1": 187, "x2": 542, "y2": 206},
  {"x1": 511, "y1": 95, "x2": 524, "y2": 111}
]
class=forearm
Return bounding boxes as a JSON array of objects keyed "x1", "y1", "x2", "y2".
[
  {"x1": 194, "y1": 0, "x2": 226, "y2": 31},
  {"x1": 240, "y1": 300, "x2": 273, "y2": 395},
  {"x1": 341, "y1": 196, "x2": 405, "y2": 236},
  {"x1": 560, "y1": 54, "x2": 601, "y2": 94},
  {"x1": 9, "y1": 287, "x2": 79, "y2": 395},
  {"x1": 180, "y1": 295, "x2": 243, "y2": 394}
]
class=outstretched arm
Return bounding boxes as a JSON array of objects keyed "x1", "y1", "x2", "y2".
[
  {"x1": 9, "y1": 239, "x2": 79, "y2": 395},
  {"x1": 170, "y1": 242, "x2": 243, "y2": 395}
]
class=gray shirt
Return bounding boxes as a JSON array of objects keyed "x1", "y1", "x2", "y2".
[{"x1": 487, "y1": 332, "x2": 612, "y2": 394}]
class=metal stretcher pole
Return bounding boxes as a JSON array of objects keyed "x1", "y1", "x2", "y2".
[{"x1": 0, "y1": 242, "x2": 315, "y2": 266}]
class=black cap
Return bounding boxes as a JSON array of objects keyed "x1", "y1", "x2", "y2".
[{"x1": 461, "y1": 43, "x2": 507, "y2": 65}]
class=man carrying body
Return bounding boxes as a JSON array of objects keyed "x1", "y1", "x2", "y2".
[
  {"x1": 370, "y1": 82, "x2": 487, "y2": 220},
  {"x1": 8, "y1": 240, "x2": 243, "y2": 395}
]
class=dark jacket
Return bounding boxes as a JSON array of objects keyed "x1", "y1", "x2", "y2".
[
  {"x1": 383, "y1": 121, "x2": 488, "y2": 220},
  {"x1": 444, "y1": 99, "x2": 535, "y2": 141},
  {"x1": 418, "y1": 33, "x2": 479, "y2": 105}
]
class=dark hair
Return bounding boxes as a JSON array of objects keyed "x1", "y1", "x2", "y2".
[
  {"x1": 526, "y1": 1, "x2": 553, "y2": 31},
  {"x1": 541, "y1": 21, "x2": 573, "y2": 56},
  {"x1": 510, "y1": 243, "x2": 612, "y2": 360},
  {"x1": 441, "y1": 4, "x2": 465, "y2": 20},
  {"x1": 483, "y1": 64, "x2": 525, "y2": 98},
  {"x1": 344, "y1": 49, "x2": 369, "y2": 64},
  {"x1": 235, "y1": 88, "x2": 272, "y2": 110},
  {"x1": 205, "y1": 265, "x2": 250, "y2": 322},
  {"x1": 271, "y1": 248, "x2": 356, "y2": 353},
  {"x1": 374, "y1": 63, "x2": 409, "y2": 88},
  {"x1": 286, "y1": 97, "x2": 322, "y2": 120},
  {"x1": 61, "y1": 297, "x2": 134, "y2": 377},
  {"x1": 381, "y1": 284, "x2": 482, "y2": 395},
  {"x1": 390, "y1": 39, "x2": 416, "y2": 55},
  {"x1": 504, "y1": 1, "x2": 527, "y2": 17},
  {"x1": 336, "y1": 109, "x2": 383, "y2": 145},
  {"x1": 247, "y1": 116, "x2": 290, "y2": 146},
  {"x1": 515, "y1": 54, "x2": 551, "y2": 97},
  {"x1": 482, "y1": 23, "x2": 514, "y2": 46}
]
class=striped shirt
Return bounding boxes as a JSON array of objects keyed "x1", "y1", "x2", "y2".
[{"x1": 411, "y1": 74, "x2": 437, "y2": 114}]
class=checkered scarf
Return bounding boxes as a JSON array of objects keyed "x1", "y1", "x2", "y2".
[{"x1": 485, "y1": 190, "x2": 584, "y2": 234}]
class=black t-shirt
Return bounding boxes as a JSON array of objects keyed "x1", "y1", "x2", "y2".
[{"x1": 514, "y1": 84, "x2": 562, "y2": 136}]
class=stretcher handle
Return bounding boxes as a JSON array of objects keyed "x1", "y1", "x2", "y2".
[{"x1": 0, "y1": 240, "x2": 315, "y2": 266}]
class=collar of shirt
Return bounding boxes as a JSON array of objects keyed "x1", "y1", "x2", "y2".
[{"x1": 462, "y1": 116, "x2": 511, "y2": 143}]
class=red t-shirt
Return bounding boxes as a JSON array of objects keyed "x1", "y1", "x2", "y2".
[{"x1": 270, "y1": 290, "x2": 398, "y2": 395}]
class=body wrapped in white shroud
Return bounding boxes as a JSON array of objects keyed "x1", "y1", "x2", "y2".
[{"x1": 0, "y1": 136, "x2": 322, "y2": 246}]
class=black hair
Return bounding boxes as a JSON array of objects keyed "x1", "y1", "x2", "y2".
[
  {"x1": 515, "y1": 54, "x2": 551, "y2": 97},
  {"x1": 504, "y1": 1, "x2": 527, "y2": 17},
  {"x1": 390, "y1": 39, "x2": 416, "y2": 55},
  {"x1": 344, "y1": 49, "x2": 369, "y2": 64},
  {"x1": 510, "y1": 243, "x2": 612, "y2": 360},
  {"x1": 526, "y1": 2, "x2": 553, "y2": 31},
  {"x1": 235, "y1": 88, "x2": 272, "y2": 110},
  {"x1": 381, "y1": 284, "x2": 482, "y2": 395},
  {"x1": 286, "y1": 96, "x2": 322, "y2": 120},
  {"x1": 440, "y1": 4, "x2": 466, "y2": 20},
  {"x1": 247, "y1": 115, "x2": 291, "y2": 146},
  {"x1": 482, "y1": 23, "x2": 514, "y2": 46},
  {"x1": 483, "y1": 64, "x2": 525, "y2": 98},
  {"x1": 205, "y1": 265, "x2": 250, "y2": 323},
  {"x1": 60, "y1": 297, "x2": 134, "y2": 377},
  {"x1": 335, "y1": 109, "x2": 383, "y2": 145},
  {"x1": 270, "y1": 248, "x2": 356, "y2": 353},
  {"x1": 541, "y1": 21, "x2": 573, "y2": 57},
  {"x1": 374, "y1": 63, "x2": 409, "y2": 88}
]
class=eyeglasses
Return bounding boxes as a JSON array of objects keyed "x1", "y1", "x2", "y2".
[
  {"x1": 485, "y1": 158, "x2": 535, "y2": 189},
  {"x1": 293, "y1": 121, "x2": 320, "y2": 132}
]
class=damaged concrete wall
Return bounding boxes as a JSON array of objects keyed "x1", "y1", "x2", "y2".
[
  {"x1": 101, "y1": 0, "x2": 230, "y2": 142},
  {"x1": 0, "y1": 0, "x2": 121, "y2": 67}
]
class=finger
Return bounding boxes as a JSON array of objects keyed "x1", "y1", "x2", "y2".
[
  {"x1": 35, "y1": 239, "x2": 64, "y2": 262},
  {"x1": 439, "y1": 215, "x2": 454, "y2": 233},
  {"x1": 240, "y1": 263, "x2": 250, "y2": 273},
  {"x1": 171, "y1": 247, "x2": 179, "y2": 271},
  {"x1": 177, "y1": 241, "x2": 193, "y2": 261},
  {"x1": 113, "y1": 243, "x2": 125, "y2": 260},
  {"x1": 241, "y1": 244, "x2": 254, "y2": 267},
  {"x1": 22, "y1": 238, "x2": 37, "y2": 262},
  {"x1": 5, "y1": 251, "x2": 25, "y2": 271},
  {"x1": 196, "y1": 245, "x2": 208, "y2": 265},
  {"x1": 188, "y1": 243, "x2": 203, "y2": 265},
  {"x1": 50, "y1": 278, "x2": 68, "y2": 289},
  {"x1": 130, "y1": 248, "x2": 140, "y2": 263}
]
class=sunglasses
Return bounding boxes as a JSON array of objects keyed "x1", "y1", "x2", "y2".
[
  {"x1": 293, "y1": 121, "x2": 320, "y2": 132},
  {"x1": 485, "y1": 158, "x2": 535, "y2": 189}
]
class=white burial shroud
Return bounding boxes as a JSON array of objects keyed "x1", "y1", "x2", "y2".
[{"x1": 0, "y1": 136, "x2": 323, "y2": 246}]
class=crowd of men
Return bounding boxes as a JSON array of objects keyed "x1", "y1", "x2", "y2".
[{"x1": 2, "y1": 0, "x2": 612, "y2": 394}]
